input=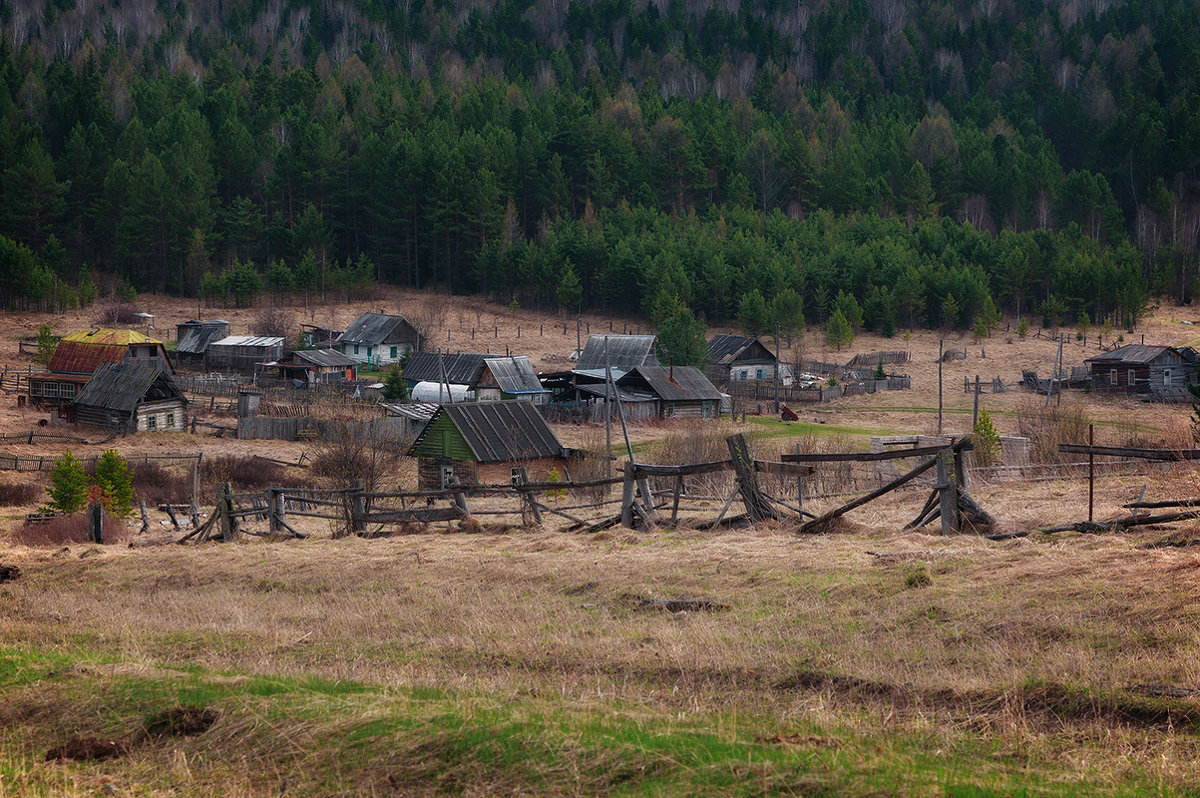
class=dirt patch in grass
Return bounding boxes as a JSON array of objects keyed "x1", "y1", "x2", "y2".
[
  {"x1": 142, "y1": 705, "x2": 218, "y2": 738},
  {"x1": 45, "y1": 737, "x2": 129, "y2": 761}
]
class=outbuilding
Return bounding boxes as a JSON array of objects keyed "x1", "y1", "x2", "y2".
[
  {"x1": 276, "y1": 349, "x2": 358, "y2": 385},
  {"x1": 70, "y1": 362, "x2": 188, "y2": 432},
  {"x1": 205, "y1": 335, "x2": 285, "y2": 372},
  {"x1": 174, "y1": 319, "x2": 230, "y2": 366}
]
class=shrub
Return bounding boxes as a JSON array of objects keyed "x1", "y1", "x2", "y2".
[
  {"x1": 1017, "y1": 317, "x2": 1029, "y2": 338},
  {"x1": 0, "y1": 481, "x2": 40, "y2": 506},
  {"x1": 1016, "y1": 399, "x2": 1091, "y2": 464},
  {"x1": 904, "y1": 563, "x2": 932, "y2": 588},
  {"x1": 973, "y1": 408, "x2": 1001, "y2": 467},
  {"x1": 12, "y1": 513, "x2": 127, "y2": 547},
  {"x1": 131, "y1": 461, "x2": 192, "y2": 507}
]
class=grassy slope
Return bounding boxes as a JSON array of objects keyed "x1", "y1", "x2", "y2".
[{"x1": 3, "y1": 527, "x2": 1200, "y2": 795}]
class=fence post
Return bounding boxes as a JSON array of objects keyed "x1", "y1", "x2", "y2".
[
  {"x1": 88, "y1": 502, "x2": 104, "y2": 544},
  {"x1": 936, "y1": 450, "x2": 959, "y2": 535},
  {"x1": 517, "y1": 466, "x2": 540, "y2": 525},
  {"x1": 727, "y1": 432, "x2": 778, "y2": 522},
  {"x1": 218, "y1": 482, "x2": 239, "y2": 542},
  {"x1": 621, "y1": 461, "x2": 636, "y2": 528}
]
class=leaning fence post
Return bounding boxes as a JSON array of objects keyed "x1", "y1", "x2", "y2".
[{"x1": 727, "y1": 433, "x2": 778, "y2": 522}]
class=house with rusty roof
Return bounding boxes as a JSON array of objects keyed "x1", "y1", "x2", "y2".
[
  {"x1": 336, "y1": 312, "x2": 421, "y2": 368},
  {"x1": 407, "y1": 401, "x2": 572, "y2": 489},
  {"x1": 28, "y1": 329, "x2": 173, "y2": 409},
  {"x1": 71, "y1": 362, "x2": 187, "y2": 432},
  {"x1": 1085, "y1": 344, "x2": 1199, "y2": 402}
]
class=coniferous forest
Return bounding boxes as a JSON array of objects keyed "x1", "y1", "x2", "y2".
[{"x1": 1, "y1": 0, "x2": 1199, "y2": 334}]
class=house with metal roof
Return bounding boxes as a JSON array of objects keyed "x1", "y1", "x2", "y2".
[
  {"x1": 706, "y1": 334, "x2": 788, "y2": 387},
  {"x1": 402, "y1": 352, "x2": 490, "y2": 390},
  {"x1": 1085, "y1": 345, "x2": 1198, "y2": 401},
  {"x1": 276, "y1": 349, "x2": 359, "y2": 385},
  {"x1": 70, "y1": 362, "x2": 188, "y2": 432},
  {"x1": 174, "y1": 320, "x2": 230, "y2": 366},
  {"x1": 474, "y1": 356, "x2": 551, "y2": 404},
  {"x1": 407, "y1": 402, "x2": 571, "y2": 489},
  {"x1": 205, "y1": 335, "x2": 285, "y2": 372},
  {"x1": 402, "y1": 352, "x2": 551, "y2": 404},
  {"x1": 29, "y1": 329, "x2": 173, "y2": 410},
  {"x1": 575, "y1": 334, "x2": 660, "y2": 372},
  {"x1": 336, "y1": 312, "x2": 421, "y2": 367},
  {"x1": 617, "y1": 365, "x2": 723, "y2": 419}
]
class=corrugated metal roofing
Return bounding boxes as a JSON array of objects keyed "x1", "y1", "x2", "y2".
[
  {"x1": 338, "y1": 312, "x2": 418, "y2": 345},
  {"x1": 707, "y1": 334, "x2": 775, "y2": 365},
  {"x1": 619, "y1": 366, "x2": 723, "y2": 402},
  {"x1": 484, "y1": 356, "x2": 546, "y2": 394},
  {"x1": 288, "y1": 349, "x2": 358, "y2": 368},
  {"x1": 1086, "y1": 344, "x2": 1176, "y2": 365},
  {"x1": 73, "y1": 362, "x2": 184, "y2": 413},
  {"x1": 48, "y1": 341, "x2": 130, "y2": 374},
  {"x1": 176, "y1": 323, "x2": 230, "y2": 355},
  {"x1": 407, "y1": 402, "x2": 564, "y2": 463},
  {"x1": 60, "y1": 328, "x2": 161, "y2": 345},
  {"x1": 575, "y1": 334, "x2": 660, "y2": 371},
  {"x1": 403, "y1": 352, "x2": 491, "y2": 384},
  {"x1": 379, "y1": 402, "x2": 439, "y2": 421},
  {"x1": 209, "y1": 335, "x2": 285, "y2": 348}
]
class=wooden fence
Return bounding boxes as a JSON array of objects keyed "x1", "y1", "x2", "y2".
[
  {"x1": 0, "y1": 451, "x2": 202, "y2": 472},
  {"x1": 236, "y1": 416, "x2": 414, "y2": 441},
  {"x1": 727, "y1": 377, "x2": 910, "y2": 404}
]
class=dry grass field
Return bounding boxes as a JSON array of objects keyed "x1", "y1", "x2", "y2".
[{"x1": 2, "y1": 292, "x2": 1200, "y2": 795}]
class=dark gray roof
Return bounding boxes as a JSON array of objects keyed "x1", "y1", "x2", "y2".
[
  {"x1": 403, "y1": 352, "x2": 490, "y2": 385},
  {"x1": 338, "y1": 313, "x2": 419, "y2": 345},
  {"x1": 287, "y1": 349, "x2": 358, "y2": 368},
  {"x1": 576, "y1": 334, "x2": 660, "y2": 371},
  {"x1": 73, "y1": 362, "x2": 184, "y2": 413},
  {"x1": 409, "y1": 402, "x2": 564, "y2": 463},
  {"x1": 619, "y1": 365, "x2": 723, "y2": 402},
  {"x1": 1086, "y1": 345, "x2": 1180, "y2": 365},
  {"x1": 176, "y1": 322, "x2": 230, "y2": 355},
  {"x1": 484, "y1": 356, "x2": 547, "y2": 394},
  {"x1": 707, "y1": 334, "x2": 775, "y2": 365}
]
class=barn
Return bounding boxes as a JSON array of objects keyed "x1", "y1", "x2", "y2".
[
  {"x1": 174, "y1": 319, "x2": 230, "y2": 366},
  {"x1": 407, "y1": 402, "x2": 571, "y2": 489},
  {"x1": 71, "y1": 362, "x2": 188, "y2": 432},
  {"x1": 1085, "y1": 345, "x2": 1199, "y2": 401}
]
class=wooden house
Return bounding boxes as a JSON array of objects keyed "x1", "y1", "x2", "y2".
[
  {"x1": 1085, "y1": 345, "x2": 1199, "y2": 401},
  {"x1": 205, "y1": 335, "x2": 285, "y2": 372},
  {"x1": 402, "y1": 352, "x2": 550, "y2": 403},
  {"x1": 473, "y1": 356, "x2": 550, "y2": 404},
  {"x1": 402, "y1": 352, "x2": 490, "y2": 394},
  {"x1": 706, "y1": 334, "x2": 787, "y2": 386},
  {"x1": 29, "y1": 329, "x2": 173, "y2": 409},
  {"x1": 276, "y1": 349, "x2": 359, "y2": 385},
  {"x1": 617, "y1": 366, "x2": 723, "y2": 419},
  {"x1": 70, "y1": 362, "x2": 188, "y2": 432},
  {"x1": 174, "y1": 319, "x2": 230, "y2": 366},
  {"x1": 407, "y1": 402, "x2": 571, "y2": 489},
  {"x1": 336, "y1": 313, "x2": 421, "y2": 367}
]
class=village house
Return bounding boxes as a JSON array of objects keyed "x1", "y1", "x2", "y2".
[
  {"x1": 276, "y1": 349, "x2": 359, "y2": 385},
  {"x1": 617, "y1": 365, "x2": 723, "y2": 419},
  {"x1": 70, "y1": 362, "x2": 188, "y2": 432},
  {"x1": 174, "y1": 319, "x2": 230, "y2": 367},
  {"x1": 28, "y1": 328, "x2": 173, "y2": 409},
  {"x1": 1085, "y1": 345, "x2": 1199, "y2": 401},
  {"x1": 402, "y1": 352, "x2": 550, "y2": 404},
  {"x1": 205, "y1": 335, "x2": 285, "y2": 373},
  {"x1": 706, "y1": 334, "x2": 790, "y2": 387},
  {"x1": 336, "y1": 312, "x2": 421, "y2": 368},
  {"x1": 574, "y1": 334, "x2": 660, "y2": 372},
  {"x1": 407, "y1": 402, "x2": 575, "y2": 489}
]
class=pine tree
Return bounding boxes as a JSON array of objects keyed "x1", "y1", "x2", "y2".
[
  {"x1": 825, "y1": 307, "x2": 854, "y2": 351},
  {"x1": 35, "y1": 324, "x2": 56, "y2": 364},
  {"x1": 94, "y1": 449, "x2": 134, "y2": 518},
  {"x1": 973, "y1": 408, "x2": 1001, "y2": 466},
  {"x1": 43, "y1": 451, "x2": 89, "y2": 515},
  {"x1": 657, "y1": 306, "x2": 708, "y2": 368}
]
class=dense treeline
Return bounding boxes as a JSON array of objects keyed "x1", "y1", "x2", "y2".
[{"x1": 0, "y1": 0, "x2": 1196, "y2": 328}]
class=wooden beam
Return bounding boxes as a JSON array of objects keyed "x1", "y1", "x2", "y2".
[
  {"x1": 799, "y1": 455, "x2": 939, "y2": 534},
  {"x1": 782, "y1": 441, "x2": 972, "y2": 463},
  {"x1": 1058, "y1": 444, "x2": 1200, "y2": 461},
  {"x1": 727, "y1": 433, "x2": 778, "y2": 522}
]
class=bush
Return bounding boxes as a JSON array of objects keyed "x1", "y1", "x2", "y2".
[
  {"x1": 0, "y1": 481, "x2": 40, "y2": 506},
  {"x1": 1016, "y1": 400, "x2": 1091, "y2": 464},
  {"x1": 131, "y1": 461, "x2": 192, "y2": 507},
  {"x1": 12, "y1": 513, "x2": 127, "y2": 547}
]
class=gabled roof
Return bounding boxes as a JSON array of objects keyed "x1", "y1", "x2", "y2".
[
  {"x1": 48, "y1": 341, "x2": 130, "y2": 374},
  {"x1": 403, "y1": 352, "x2": 490, "y2": 385},
  {"x1": 73, "y1": 363, "x2": 184, "y2": 413},
  {"x1": 575, "y1": 334, "x2": 660, "y2": 371},
  {"x1": 1085, "y1": 344, "x2": 1182, "y2": 365},
  {"x1": 407, "y1": 402, "x2": 564, "y2": 463},
  {"x1": 483, "y1": 356, "x2": 547, "y2": 394},
  {"x1": 707, "y1": 334, "x2": 777, "y2": 365},
  {"x1": 60, "y1": 328, "x2": 160, "y2": 346},
  {"x1": 337, "y1": 313, "x2": 419, "y2": 345},
  {"x1": 379, "y1": 402, "x2": 439, "y2": 422},
  {"x1": 619, "y1": 365, "x2": 723, "y2": 402},
  {"x1": 286, "y1": 349, "x2": 358, "y2": 368},
  {"x1": 176, "y1": 322, "x2": 230, "y2": 355}
]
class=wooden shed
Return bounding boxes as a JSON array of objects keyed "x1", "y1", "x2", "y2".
[
  {"x1": 205, "y1": 335, "x2": 285, "y2": 372},
  {"x1": 617, "y1": 365, "x2": 723, "y2": 419},
  {"x1": 277, "y1": 349, "x2": 359, "y2": 385},
  {"x1": 174, "y1": 319, "x2": 230, "y2": 366},
  {"x1": 1085, "y1": 345, "x2": 1198, "y2": 401},
  {"x1": 575, "y1": 334, "x2": 660, "y2": 371},
  {"x1": 70, "y1": 362, "x2": 188, "y2": 432},
  {"x1": 407, "y1": 402, "x2": 570, "y2": 489}
]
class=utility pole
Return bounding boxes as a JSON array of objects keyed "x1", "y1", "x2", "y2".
[
  {"x1": 937, "y1": 339, "x2": 944, "y2": 435},
  {"x1": 773, "y1": 323, "x2": 781, "y2": 412}
]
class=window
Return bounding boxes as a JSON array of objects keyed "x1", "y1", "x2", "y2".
[
  {"x1": 1164, "y1": 369, "x2": 1173, "y2": 386},
  {"x1": 354, "y1": 344, "x2": 360, "y2": 355},
  {"x1": 62, "y1": 384, "x2": 75, "y2": 397},
  {"x1": 1128, "y1": 369, "x2": 1136, "y2": 385},
  {"x1": 756, "y1": 368, "x2": 764, "y2": 380},
  {"x1": 1110, "y1": 369, "x2": 1117, "y2": 386},
  {"x1": 146, "y1": 414, "x2": 157, "y2": 430},
  {"x1": 510, "y1": 467, "x2": 523, "y2": 485},
  {"x1": 390, "y1": 346, "x2": 398, "y2": 359},
  {"x1": 367, "y1": 347, "x2": 372, "y2": 358},
  {"x1": 440, "y1": 465, "x2": 456, "y2": 489},
  {"x1": 739, "y1": 370, "x2": 748, "y2": 380},
  {"x1": 166, "y1": 412, "x2": 175, "y2": 428},
  {"x1": 666, "y1": 403, "x2": 675, "y2": 417}
]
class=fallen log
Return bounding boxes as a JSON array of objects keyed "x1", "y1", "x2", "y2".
[{"x1": 1041, "y1": 508, "x2": 1200, "y2": 535}]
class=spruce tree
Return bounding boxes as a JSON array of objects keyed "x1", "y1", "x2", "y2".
[
  {"x1": 94, "y1": 449, "x2": 134, "y2": 518},
  {"x1": 824, "y1": 308, "x2": 854, "y2": 351},
  {"x1": 382, "y1": 365, "x2": 409, "y2": 401},
  {"x1": 43, "y1": 451, "x2": 89, "y2": 515}
]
